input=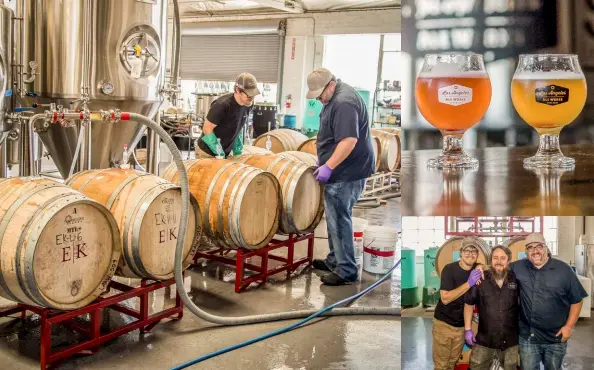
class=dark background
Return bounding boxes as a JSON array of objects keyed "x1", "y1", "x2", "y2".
[{"x1": 401, "y1": 0, "x2": 594, "y2": 151}]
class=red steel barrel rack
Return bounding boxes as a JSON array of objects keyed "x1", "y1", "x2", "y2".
[
  {"x1": 194, "y1": 233, "x2": 315, "y2": 293},
  {"x1": 0, "y1": 278, "x2": 183, "y2": 369}
]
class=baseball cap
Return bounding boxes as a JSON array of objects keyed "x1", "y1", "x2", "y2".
[
  {"x1": 460, "y1": 237, "x2": 479, "y2": 251},
  {"x1": 525, "y1": 233, "x2": 546, "y2": 247},
  {"x1": 235, "y1": 72, "x2": 261, "y2": 97},
  {"x1": 306, "y1": 68, "x2": 334, "y2": 99}
]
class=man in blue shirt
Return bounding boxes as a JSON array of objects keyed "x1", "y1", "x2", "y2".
[
  {"x1": 305, "y1": 68, "x2": 375, "y2": 286},
  {"x1": 478, "y1": 233, "x2": 588, "y2": 369}
]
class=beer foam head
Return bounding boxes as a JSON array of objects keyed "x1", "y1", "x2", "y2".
[
  {"x1": 418, "y1": 69, "x2": 489, "y2": 78},
  {"x1": 513, "y1": 71, "x2": 584, "y2": 80}
]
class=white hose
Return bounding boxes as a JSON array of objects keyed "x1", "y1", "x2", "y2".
[{"x1": 129, "y1": 113, "x2": 400, "y2": 325}]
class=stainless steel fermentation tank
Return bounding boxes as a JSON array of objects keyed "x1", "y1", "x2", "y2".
[
  {"x1": 0, "y1": 3, "x2": 13, "y2": 175},
  {"x1": 18, "y1": 0, "x2": 168, "y2": 177}
]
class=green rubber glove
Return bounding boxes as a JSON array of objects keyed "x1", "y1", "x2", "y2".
[
  {"x1": 232, "y1": 134, "x2": 243, "y2": 156},
  {"x1": 201, "y1": 133, "x2": 220, "y2": 156}
]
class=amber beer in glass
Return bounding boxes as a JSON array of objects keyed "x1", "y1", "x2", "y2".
[
  {"x1": 511, "y1": 54, "x2": 587, "y2": 168},
  {"x1": 415, "y1": 53, "x2": 492, "y2": 168}
]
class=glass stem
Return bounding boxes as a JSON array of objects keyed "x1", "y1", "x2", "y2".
[
  {"x1": 441, "y1": 130, "x2": 465, "y2": 157},
  {"x1": 535, "y1": 134, "x2": 562, "y2": 157}
]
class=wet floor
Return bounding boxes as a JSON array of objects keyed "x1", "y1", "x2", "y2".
[
  {"x1": 0, "y1": 198, "x2": 401, "y2": 370},
  {"x1": 401, "y1": 314, "x2": 594, "y2": 370}
]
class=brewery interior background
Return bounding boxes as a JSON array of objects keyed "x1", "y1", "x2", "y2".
[
  {"x1": 400, "y1": 216, "x2": 594, "y2": 370},
  {"x1": 0, "y1": 1, "x2": 402, "y2": 370},
  {"x1": 400, "y1": 0, "x2": 594, "y2": 151}
]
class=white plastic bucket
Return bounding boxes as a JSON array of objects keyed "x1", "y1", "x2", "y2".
[
  {"x1": 352, "y1": 217, "x2": 368, "y2": 275},
  {"x1": 363, "y1": 225, "x2": 397, "y2": 274}
]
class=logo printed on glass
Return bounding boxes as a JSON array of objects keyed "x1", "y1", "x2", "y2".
[
  {"x1": 535, "y1": 85, "x2": 570, "y2": 106},
  {"x1": 438, "y1": 84, "x2": 473, "y2": 106}
]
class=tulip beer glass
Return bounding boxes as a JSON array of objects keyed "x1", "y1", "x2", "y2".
[
  {"x1": 415, "y1": 53, "x2": 492, "y2": 168},
  {"x1": 511, "y1": 54, "x2": 587, "y2": 168}
]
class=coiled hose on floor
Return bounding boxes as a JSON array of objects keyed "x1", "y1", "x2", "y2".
[{"x1": 129, "y1": 113, "x2": 401, "y2": 326}]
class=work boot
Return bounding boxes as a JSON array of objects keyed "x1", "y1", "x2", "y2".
[
  {"x1": 312, "y1": 259, "x2": 331, "y2": 272},
  {"x1": 321, "y1": 272, "x2": 356, "y2": 286}
]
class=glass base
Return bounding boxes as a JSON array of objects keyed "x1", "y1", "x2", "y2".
[
  {"x1": 523, "y1": 153, "x2": 575, "y2": 169},
  {"x1": 427, "y1": 152, "x2": 479, "y2": 169},
  {"x1": 428, "y1": 131, "x2": 479, "y2": 169},
  {"x1": 523, "y1": 134, "x2": 575, "y2": 169}
]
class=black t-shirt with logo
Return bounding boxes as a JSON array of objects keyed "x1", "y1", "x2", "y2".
[
  {"x1": 464, "y1": 270, "x2": 519, "y2": 350},
  {"x1": 198, "y1": 93, "x2": 250, "y2": 156},
  {"x1": 434, "y1": 261, "x2": 476, "y2": 327}
]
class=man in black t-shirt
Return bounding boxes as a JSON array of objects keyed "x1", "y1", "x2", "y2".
[
  {"x1": 304, "y1": 68, "x2": 375, "y2": 286},
  {"x1": 196, "y1": 73, "x2": 260, "y2": 158},
  {"x1": 464, "y1": 245, "x2": 519, "y2": 370},
  {"x1": 432, "y1": 237, "x2": 482, "y2": 370}
]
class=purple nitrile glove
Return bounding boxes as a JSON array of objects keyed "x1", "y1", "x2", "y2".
[
  {"x1": 464, "y1": 329, "x2": 476, "y2": 347},
  {"x1": 467, "y1": 269, "x2": 482, "y2": 287},
  {"x1": 313, "y1": 164, "x2": 332, "y2": 183}
]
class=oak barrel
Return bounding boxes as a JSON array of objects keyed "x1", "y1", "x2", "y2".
[
  {"x1": 297, "y1": 137, "x2": 381, "y2": 171},
  {"x1": 67, "y1": 169, "x2": 201, "y2": 280},
  {"x1": 371, "y1": 136, "x2": 382, "y2": 171},
  {"x1": 253, "y1": 129, "x2": 309, "y2": 153},
  {"x1": 298, "y1": 138, "x2": 317, "y2": 155},
  {"x1": 231, "y1": 154, "x2": 324, "y2": 234},
  {"x1": 371, "y1": 129, "x2": 401, "y2": 171},
  {"x1": 435, "y1": 236, "x2": 490, "y2": 277},
  {"x1": 0, "y1": 177, "x2": 120, "y2": 309},
  {"x1": 377, "y1": 127, "x2": 401, "y2": 136},
  {"x1": 278, "y1": 151, "x2": 317, "y2": 167},
  {"x1": 503, "y1": 236, "x2": 528, "y2": 262},
  {"x1": 241, "y1": 145, "x2": 273, "y2": 155},
  {"x1": 162, "y1": 159, "x2": 281, "y2": 250}
]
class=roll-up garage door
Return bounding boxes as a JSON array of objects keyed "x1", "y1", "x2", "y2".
[{"x1": 180, "y1": 21, "x2": 282, "y2": 83}]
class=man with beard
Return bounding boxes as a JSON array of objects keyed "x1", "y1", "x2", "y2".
[
  {"x1": 476, "y1": 233, "x2": 588, "y2": 370},
  {"x1": 463, "y1": 246, "x2": 519, "y2": 370},
  {"x1": 432, "y1": 237, "x2": 483, "y2": 370}
]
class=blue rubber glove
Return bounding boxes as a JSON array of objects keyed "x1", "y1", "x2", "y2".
[
  {"x1": 313, "y1": 164, "x2": 332, "y2": 183},
  {"x1": 464, "y1": 329, "x2": 476, "y2": 347},
  {"x1": 467, "y1": 269, "x2": 482, "y2": 287}
]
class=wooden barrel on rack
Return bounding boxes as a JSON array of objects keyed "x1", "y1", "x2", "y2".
[
  {"x1": 377, "y1": 127, "x2": 401, "y2": 136},
  {"x1": 503, "y1": 236, "x2": 528, "y2": 262},
  {"x1": 241, "y1": 145, "x2": 273, "y2": 155},
  {"x1": 298, "y1": 138, "x2": 317, "y2": 155},
  {"x1": 253, "y1": 129, "x2": 309, "y2": 153},
  {"x1": 371, "y1": 129, "x2": 401, "y2": 171},
  {"x1": 0, "y1": 177, "x2": 121, "y2": 310},
  {"x1": 297, "y1": 137, "x2": 381, "y2": 171},
  {"x1": 66, "y1": 169, "x2": 202, "y2": 280},
  {"x1": 231, "y1": 154, "x2": 324, "y2": 234},
  {"x1": 162, "y1": 159, "x2": 281, "y2": 250},
  {"x1": 371, "y1": 136, "x2": 382, "y2": 171},
  {"x1": 435, "y1": 236, "x2": 490, "y2": 277},
  {"x1": 278, "y1": 151, "x2": 318, "y2": 167}
]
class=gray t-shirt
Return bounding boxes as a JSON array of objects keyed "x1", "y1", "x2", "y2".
[{"x1": 316, "y1": 80, "x2": 375, "y2": 183}]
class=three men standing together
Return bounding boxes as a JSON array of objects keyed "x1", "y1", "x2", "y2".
[{"x1": 433, "y1": 233, "x2": 588, "y2": 370}]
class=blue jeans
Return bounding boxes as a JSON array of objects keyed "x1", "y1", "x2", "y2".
[
  {"x1": 323, "y1": 178, "x2": 366, "y2": 281},
  {"x1": 519, "y1": 336, "x2": 567, "y2": 370}
]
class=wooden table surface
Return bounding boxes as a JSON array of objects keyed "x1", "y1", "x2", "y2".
[{"x1": 401, "y1": 144, "x2": 594, "y2": 216}]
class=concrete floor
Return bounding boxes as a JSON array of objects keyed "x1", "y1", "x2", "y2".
[
  {"x1": 401, "y1": 306, "x2": 594, "y2": 370},
  {"x1": 0, "y1": 199, "x2": 401, "y2": 370}
]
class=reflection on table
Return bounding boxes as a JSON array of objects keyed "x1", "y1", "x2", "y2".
[{"x1": 401, "y1": 144, "x2": 594, "y2": 216}]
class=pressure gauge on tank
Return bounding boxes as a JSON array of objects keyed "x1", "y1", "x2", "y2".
[{"x1": 101, "y1": 82, "x2": 115, "y2": 95}]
